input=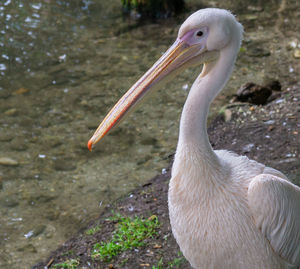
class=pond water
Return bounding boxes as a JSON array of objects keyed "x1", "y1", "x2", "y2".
[{"x1": 0, "y1": 0, "x2": 299, "y2": 267}]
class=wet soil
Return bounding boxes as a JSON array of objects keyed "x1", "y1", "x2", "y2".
[{"x1": 33, "y1": 83, "x2": 299, "y2": 269}]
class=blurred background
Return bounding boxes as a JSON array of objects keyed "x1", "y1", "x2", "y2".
[{"x1": 0, "y1": 0, "x2": 299, "y2": 267}]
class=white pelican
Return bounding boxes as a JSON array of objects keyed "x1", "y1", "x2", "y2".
[{"x1": 88, "y1": 8, "x2": 300, "y2": 269}]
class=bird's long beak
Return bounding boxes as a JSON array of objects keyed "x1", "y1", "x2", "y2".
[{"x1": 88, "y1": 37, "x2": 207, "y2": 150}]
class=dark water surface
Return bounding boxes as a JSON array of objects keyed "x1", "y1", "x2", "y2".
[{"x1": 0, "y1": 0, "x2": 299, "y2": 267}]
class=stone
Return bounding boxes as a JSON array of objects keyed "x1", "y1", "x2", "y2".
[
  {"x1": 32, "y1": 225, "x2": 46, "y2": 237},
  {"x1": 265, "y1": 80, "x2": 281, "y2": 91},
  {"x1": 0, "y1": 157, "x2": 19, "y2": 166},
  {"x1": 45, "y1": 209, "x2": 60, "y2": 221},
  {"x1": 224, "y1": 109, "x2": 232, "y2": 122},
  {"x1": 0, "y1": 133, "x2": 13, "y2": 142},
  {"x1": 294, "y1": 49, "x2": 300, "y2": 58},
  {"x1": 1, "y1": 197, "x2": 19, "y2": 208},
  {"x1": 4, "y1": 108, "x2": 18, "y2": 116},
  {"x1": 247, "y1": 5, "x2": 263, "y2": 12},
  {"x1": 53, "y1": 158, "x2": 77, "y2": 171},
  {"x1": 141, "y1": 137, "x2": 158, "y2": 145},
  {"x1": 13, "y1": 88, "x2": 29, "y2": 95},
  {"x1": 43, "y1": 136, "x2": 62, "y2": 148},
  {"x1": 45, "y1": 224, "x2": 56, "y2": 238},
  {"x1": 17, "y1": 244, "x2": 37, "y2": 253},
  {"x1": 248, "y1": 47, "x2": 270, "y2": 57},
  {"x1": 235, "y1": 82, "x2": 272, "y2": 105},
  {"x1": 10, "y1": 137, "x2": 28, "y2": 151}
]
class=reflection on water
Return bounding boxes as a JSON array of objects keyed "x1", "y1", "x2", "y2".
[{"x1": 0, "y1": 0, "x2": 299, "y2": 267}]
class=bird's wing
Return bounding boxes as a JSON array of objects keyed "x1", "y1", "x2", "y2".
[{"x1": 248, "y1": 174, "x2": 300, "y2": 266}]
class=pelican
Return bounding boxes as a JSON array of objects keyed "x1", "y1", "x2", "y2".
[{"x1": 88, "y1": 8, "x2": 300, "y2": 269}]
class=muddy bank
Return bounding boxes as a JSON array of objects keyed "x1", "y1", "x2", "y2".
[{"x1": 33, "y1": 83, "x2": 299, "y2": 269}]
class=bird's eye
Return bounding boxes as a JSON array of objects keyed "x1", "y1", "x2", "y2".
[{"x1": 196, "y1": 31, "x2": 203, "y2": 37}]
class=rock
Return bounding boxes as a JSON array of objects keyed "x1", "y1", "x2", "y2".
[
  {"x1": 13, "y1": 88, "x2": 29, "y2": 95},
  {"x1": 19, "y1": 116, "x2": 33, "y2": 127},
  {"x1": 243, "y1": 14, "x2": 258, "y2": 21},
  {"x1": 248, "y1": 47, "x2": 270, "y2": 57},
  {"x1": 32, "y1": 225, "x2": 46, "y2": 237},
  {"x1": 45, "y1": 224, "x2": 56, "y2": 238},
  {"x1": 0, "y1": 157, "x2": 19, "y2": 166},
  {"x1": 287, "y1": 41, "x2": 297, "y2": 50},
  {"x1": 1, "y1": 197, "x2": 19, "y2": 208},
  {"x1": 262, "y1": 80, "x2": 282, "y2": 103},
  {"x1": 267, "y1": 92, "x2": 281, "y2": 103},
  {"x1": 17, "y1": 243, "x2": 37, "y2": 253},
  {"x1": 86, "y1": 117, "x2": 100, "y2": 129},
  {"x1": 234, "y1": 82, "x2": 272, "y2": 105},
  {"x1": 141, "y1": 137, "x2": 158, "y2": 145},
  {"x1": 43, "y1": 136, "x2": 62, "y2": 148},
  {"x1": 242, "y1": 143, "x2": 255, "y2": 153},
  {"x1": 53, "y1": 158, "x2": 77, "y2": 171},
  {"x1": 28, "y1": 193, "x2": 57, "y2": 204},
  {"x1": 294, "y1": 49, "x2": 300, "y2": 58},
  {"x1": 0, "y1": 133, "x2": 13, "y2": 142},
  {"x1": 224, "y1": 109, "x2": 232, "y2": 122},
  {"x1": 10, "y1": 137, "x2": 28, "y2": 151},
  {"x1": 247, "y1": 5, "x2": 263, "y2": 12},
  {"x1": 45, "y1": 209, "x2": 60, "y2": 221},
  {"x1": 265, "y1": 80, "x2": 281, "y2": 91},
  {"x1": 4, "y1": 108, "x2": 18, "y2": 116},
  {"x1": 0, "y1": 89, "x2": 11, "y2": 99}
]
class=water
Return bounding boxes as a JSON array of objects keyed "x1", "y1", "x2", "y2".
[{"x1": 0, "y1": 0, "x2": 299, "y2": 267}]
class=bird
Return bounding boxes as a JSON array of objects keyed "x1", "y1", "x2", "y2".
[{"x1": 87, "y1": 8, "x2": 300, "y2": 269}]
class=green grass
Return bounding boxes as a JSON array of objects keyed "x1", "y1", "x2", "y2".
[
  {"x1": 152, "y1": 258, "x2": 164, "y2": 269},
  {"x1": 52, "y1": 259, "x2": 79, "y2": 269},
  {"x1": 92, "y1": 214, "x2": 160, "y2": 262},
  {"x1": 85, "y1": 225, "x2": 101, "y2": 235},
  {"x1": 167, "y1": 255, "x2": 185, "y2": 268},
  {"x1": 152, "y1": 252, "x2": 185, "y2": 269}
]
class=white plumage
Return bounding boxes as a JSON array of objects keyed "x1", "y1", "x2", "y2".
[
  {"x1": 88, "y1": 8, "x2": 300, "y2": 269},
  {"x1": 169, "y1": 9, "x2": 300, "y2": 269}
]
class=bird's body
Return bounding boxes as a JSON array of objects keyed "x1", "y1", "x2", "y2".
[
  {"x1": 170, "y1": 149, "x2": 290, "y2": 269},
  {"x1": 89, "y1": 8, "x2": 300, "y2": 269}
]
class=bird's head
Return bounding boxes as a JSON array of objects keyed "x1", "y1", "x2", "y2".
[
  {"x1": 88, "y1": 8, "x2": 243, "y2": 150},
  {"x1": 179, "y1": 8, "x2": 243, "y2": 52}
]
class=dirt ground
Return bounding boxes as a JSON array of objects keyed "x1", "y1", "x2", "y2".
[{"x1": 33, "y1": 83, "x2": 299, "y2": 269}]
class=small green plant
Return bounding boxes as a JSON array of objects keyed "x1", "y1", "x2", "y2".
[
  {"x1": 52, "y1": 259, "x2": 79, "y2": 269},
  {"x1": 239, "y1": 47, "x2": 246, "y2": 53},
  {"x1": 92, "y1": 214, "x2": 160, "y2": 261},
  {"x1": 61, "y1": 250, "x2": 74, "y2": 257},
  {"x1": 152, "y1": 252, "x2": 185, "y2": 269},
  {"x1": 85, "y1": 225, "x2": 101, "y2": 235},
  {"x1": 167, "y1": 255, "x2": 185, "y2": 268},
  {"x1": 152, "y1": 258, "x2": 164, "y2": 269}
]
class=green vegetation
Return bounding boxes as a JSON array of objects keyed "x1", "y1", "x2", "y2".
[
  {"x1": 61, "y1": 250, "x2": 74, "y2": 257},
  {"x1": 85, "y1": 225, "x2": 101, "y2": 235},
  {"x1": 152, "y1": 258, "x2": 164, "y2": 269},
  {"x1": 52, "y1": 259, "x2": 79, "y2": 269},
  {"x1": 152, "y1": 252, "x2": 185, "y2": 269},
  {"x1": 167, "y1": 254, "x2": 186, "y2": 268},
  {"x1": 92, "y1": 214, "x2": 160, "y2": 262},
  {"x1": 239, "y1": 46, "x2": 246, "y2": 53}
]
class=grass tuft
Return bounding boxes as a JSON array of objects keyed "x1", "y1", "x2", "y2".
[
  {"x1": 92, "y1": 214, "x2": 160, "y2": 262},
  {"x1": 52, "y1": 259, "x2": 79, "y2": 269},
  {"x1": 85, "y1": 225, "x2": 101, "y2": 235},
  {"x1": 152, "y1": 252, "x2": 186, "y2": 269}
]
